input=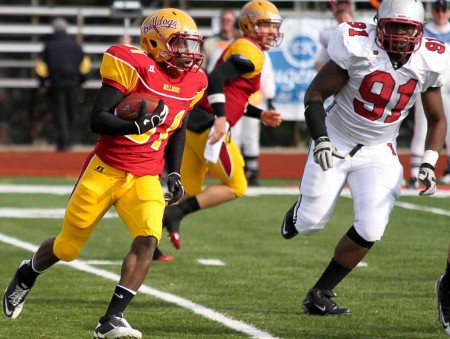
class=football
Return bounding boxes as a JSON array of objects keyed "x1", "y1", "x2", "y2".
[{"x1": 115, "y1": 93, "x2": 160, "y2": 121}]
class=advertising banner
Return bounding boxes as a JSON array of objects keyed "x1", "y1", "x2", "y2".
[{"x1": 268, "y1": 17, "x2": 334, "y2": 121}]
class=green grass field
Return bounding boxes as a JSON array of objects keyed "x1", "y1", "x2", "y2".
[{"x1": 0, "y1": 177, "x2": 449, "y2": 338}]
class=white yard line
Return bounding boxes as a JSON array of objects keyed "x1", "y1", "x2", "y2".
[
  {"x1": 0, "y1": 208, "x2": 116, "y2": 219},
  {"x1": 0, "y1": 183, "x2": 448, "y2": 338},
  {"x1": 0, "y1": 183, "x2": 449, "y2": 197},
  {"x1": 394, "y1": 202, "x2": 450, "y2": 217},
  {"x1": 0, "y1": 184, "x2": 448, "y2": 220},
  {"x1": 0, "y1": 232, "x2": 277, "y2": 339}
]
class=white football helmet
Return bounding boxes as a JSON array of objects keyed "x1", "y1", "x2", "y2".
[{"x1": 375, "y1": 0, "x2": 425, "y2": 54}]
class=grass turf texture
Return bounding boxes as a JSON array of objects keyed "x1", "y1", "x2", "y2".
[{"x1": 0, "y1": 178, "x2": 448, "y2": 338}]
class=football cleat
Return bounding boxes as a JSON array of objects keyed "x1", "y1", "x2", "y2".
[
  {"x1": 167, "y1": 232, "x2": 181, "y2": 250},
  {"x1": 302, "y1": 289, "x2": 351, "y2": 316},
  {"x1": 152, "y1": 247, "x2": 174, "y2": 262},
  {"x1": 436, "y1": 275, "x2": 450, "y2": 335},
  {"x1": 281, "y1": 201, "x2": 299, "y2": 239},
  {"x1": 3, "y1": 260, "x2": 32, "y2": 319},
  {"x1": 155, "y1": 255, "x2": 175, "y2": 262},
  {"x1": 93, "y1": 313, "x2": 142, "y2": 339},
  {"x1": 163, "y1": 205, "x2": 184, "y2": 249}
]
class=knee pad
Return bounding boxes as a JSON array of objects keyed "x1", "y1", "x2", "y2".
[
  {"x1": 53, "y1": 236, "x2": 80, "y2": 262},
  {"x1": 346, "y1": 225, "x2": 375, "y2": 249}
]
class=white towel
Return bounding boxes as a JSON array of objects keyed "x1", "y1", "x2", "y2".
[{"x1": 203, "y1": 122, "x2": 229, "y2": 163}]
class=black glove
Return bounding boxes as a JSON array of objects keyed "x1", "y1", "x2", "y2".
[
  {"x1": 134, "y1": 99, "x2": 168, "y2": 135},
  {"x1": 164, "y1": 172, "x2": 184, "y2": 205},
  {"x1": 418, "y1": 163, "x2": 436, "y2": 196}
]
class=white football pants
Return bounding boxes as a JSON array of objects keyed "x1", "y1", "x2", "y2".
[{"x1": 294, "y1": 133, "x2": 403, "y2": 242}]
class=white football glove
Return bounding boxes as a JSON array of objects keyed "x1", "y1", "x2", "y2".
[
  {"x1": 313, "y1": 136, "x2": 345, "y2": 171},
  {"x1": 418, "y1": 163, "x2": 436, "y2": 196}
]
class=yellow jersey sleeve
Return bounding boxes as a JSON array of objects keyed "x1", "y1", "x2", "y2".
[
  {"x1": 100, "y1": 48, "x2": 139, "y2": 94},
  {"x1": 223, "y1": 39, "x2": 265, "y2": 78}
]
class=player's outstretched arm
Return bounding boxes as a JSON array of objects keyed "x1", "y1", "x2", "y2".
[
  {"x1": 164, "y1": 115, "x2": 188, "y2": 205},
  {"x1": 304, "y1": 60, "x2": 349, "y2": 171},
  {"x1": 207, "y1": 58, "x2": 255, "y2": 143},
  {"x1": 419, "y1": 87, "x2": 447, "y2": 196}
]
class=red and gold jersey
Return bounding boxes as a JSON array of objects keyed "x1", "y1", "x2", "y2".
[
  {"x1": 198, "y1": 37, "x2": 265, "y2": 127},
  {"x1": 94, "y1": 44, "x2": 207, "y2": 176}
]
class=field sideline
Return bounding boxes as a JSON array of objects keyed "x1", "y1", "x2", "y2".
[{"x1": 0, "y1": 180, "x2": 449, "y2": 338}]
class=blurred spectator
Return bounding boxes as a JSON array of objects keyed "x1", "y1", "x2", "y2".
[
  {"x1": 315, "y1": 0, "x2": 354, "y2": 71},
  {"x1": 119, "y1": 35, "x2": 133, "y2": 45},
  {"x1": 35, "y1": 18, "x2": 91, "y2": 151},
  {"x1": 409, "y1": 0, "x2": 450, "y2": 187},
  {"x1": 0, "y1": 89, "x2": 11, "y2": 144},
  {"x1": 203, "y1": 9, "x2": 240, "y2": 72},
  {"x1": 232, "y1": 51, "x2": 276, "y2": 186}
]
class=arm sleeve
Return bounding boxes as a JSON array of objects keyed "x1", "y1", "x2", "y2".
[
  {"x1": 207, "y1": 58, "x2": 254, "y2": 117},
  {"x1": 164, "y1": 111, "x2": 189, "y2": 174},
  {"x1": 207, "y1": 57, "x2": 254, "y2": 95},
  {"x1": 90, "y1": 84, "x2": 139, "y2": 136},
  {"x1": 244, "y1": 103, "x2": 263, "y2": 119}
]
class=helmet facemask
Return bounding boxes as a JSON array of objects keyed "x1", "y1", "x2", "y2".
[
  {"x1": 376, "y1": 18, "x2": 423, "y2": 54},
  {"x1": 252, "y1": 19, "x2": 283, "y2": 50},
  {"x1": 239, "y1": 0, "x2": 283, "y2": 50},
  {"x1": 151, "y1": 27, "x2": 204, "y2": 75},
  {"x1": 374, "y1": 0, "x2": 425, "y2": 56},
  {"x1": 140, "y1": 8, "x2": 205, "y2": 78}
]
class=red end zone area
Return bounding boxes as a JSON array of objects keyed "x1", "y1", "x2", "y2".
[{"x1": 0, "y1": 149, "x2": 448, "y2": 180}]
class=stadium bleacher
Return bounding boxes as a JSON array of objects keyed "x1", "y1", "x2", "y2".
[{"x1": 0, "y1": 1, "x2": 437, "y2": 145}]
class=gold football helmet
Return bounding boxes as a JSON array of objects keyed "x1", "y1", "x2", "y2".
[
  {"x1": 239, "y1": 0, "x2": 283, "y2": 49},
  {"x1": 140, "y1": 8, "x2": 204, "y2": 75}
]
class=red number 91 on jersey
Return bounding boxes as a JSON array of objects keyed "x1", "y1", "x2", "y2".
[{"x1": 114, "y1": 93, "x2": 160, "y2": 121}]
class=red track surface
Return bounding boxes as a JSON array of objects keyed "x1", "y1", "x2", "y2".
[{"x1": 0, "y1": 149, "x2": 448, "y2": 179}]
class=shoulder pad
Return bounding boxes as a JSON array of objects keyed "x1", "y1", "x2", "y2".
[
  {"x1": 229, "y1": 54, "x2": 254, "y2": 68},
  {"x1": 328, "y1": 22, "x2": 375, "y2": 70},
  {"x1": 224, "y1": 38, "x2": 264, "y2": 74},
  {"x1": 416, "y1": 37, "x2": 450, "y2": 73}
]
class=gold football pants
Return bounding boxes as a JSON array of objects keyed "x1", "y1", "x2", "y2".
[
  {"x1": 181, "y1": 129, "x2": 247, "y2": 197},
  {"x1": 53, "y1": 153, "x2": 165, "y2": 262}
]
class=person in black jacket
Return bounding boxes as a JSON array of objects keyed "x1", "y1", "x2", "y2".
[{"x1": 35, "y1": 18, "x2": 91, "y2": 151}]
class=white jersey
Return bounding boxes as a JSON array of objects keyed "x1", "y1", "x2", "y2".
[
  {"x1": 326, "y1": 22, "x2": 450, "y2": 146},
  {"x1": 424, "y1": 21, "x2": 450, "y2": 94}
]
